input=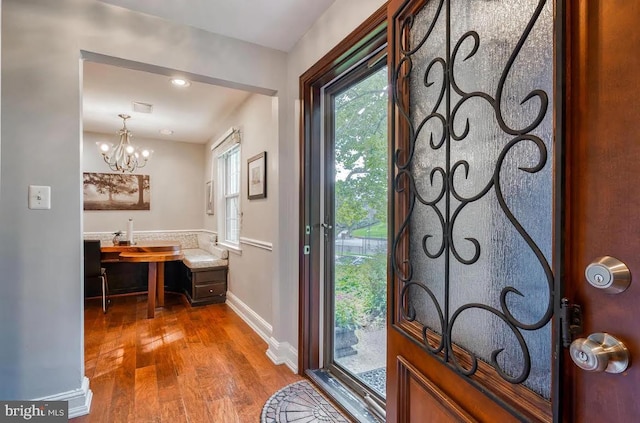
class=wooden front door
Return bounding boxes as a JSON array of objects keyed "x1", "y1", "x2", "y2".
[{"x1": 386, "y1": 0, "x2": 640, "y2": 422}]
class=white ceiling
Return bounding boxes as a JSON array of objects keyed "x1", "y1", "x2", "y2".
[
  {"x1": 85, "y1": 0, "x2": 336, "y2": 145},
  {"x1": 83, "y1": 61, "x2": 252, "y2": 144},
  {"x1": 99, "y1": 0, "x2": 336, "y2": 52}
]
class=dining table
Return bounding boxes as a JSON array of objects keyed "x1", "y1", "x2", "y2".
[{"x1": 100, "y1": 240, "x2": 183, "y2": 318}]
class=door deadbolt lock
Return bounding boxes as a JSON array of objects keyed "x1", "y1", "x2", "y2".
[
  {"x1": 569, "y1": 333, "x2": 629, "y2": 373},
  {"x1": 585, "y1": 256, "x2": 631, "y2": 293}
]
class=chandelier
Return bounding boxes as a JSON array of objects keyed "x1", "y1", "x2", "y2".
[{"x1": 98, "y1": 114, "x2": 152, "y2": 173}]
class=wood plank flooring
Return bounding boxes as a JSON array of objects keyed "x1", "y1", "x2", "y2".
[{"x1": 72, "y1": 294, "x2": 301, "y2": 422}]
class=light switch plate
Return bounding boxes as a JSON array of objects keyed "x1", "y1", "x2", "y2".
[{"x1": 28, "y1": 185, "x2": 51, "y2": 209}]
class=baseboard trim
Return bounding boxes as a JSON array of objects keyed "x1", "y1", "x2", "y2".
[
  {"x1": 266, "y1": 338, "x2": 298, "y2": 373},
  {"x1": 33, "y1": 376, "x2": 92, "y2": 418},
  {"x1": 225, "y1": 292, "x2": 297, "y2": 373},
  {"x1": 225, "y1": 291, "x2": 273, "y2": 343}
]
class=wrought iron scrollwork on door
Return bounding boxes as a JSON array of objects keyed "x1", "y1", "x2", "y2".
[{"x1": 391, "y1": 0, "x2": 554, "y2": 394}]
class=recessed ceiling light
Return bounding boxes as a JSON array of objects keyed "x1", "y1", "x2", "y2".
[
  {"x1": 170, "y1": 77, "x2": 191, "y2": 87},
  {"x1": 159, "y1": 129, "x2": 174, "y2": 135}
]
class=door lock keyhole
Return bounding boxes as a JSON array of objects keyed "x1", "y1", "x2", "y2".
[{"x1": 577, "y1": 350, "x2": 589, "y2": 362}]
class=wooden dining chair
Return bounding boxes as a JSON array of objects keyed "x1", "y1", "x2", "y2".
[{"x1": 84, "y1": 240, "x2": 109, "y2": 313}]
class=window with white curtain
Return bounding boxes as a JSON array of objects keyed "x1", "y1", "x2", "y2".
[{"x1": 218, "y1": 144, "x2": 241, "y2": 245}]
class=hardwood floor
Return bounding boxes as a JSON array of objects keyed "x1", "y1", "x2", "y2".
[{"x1": 73, "y1": 294, "x2": 301, "y2": 422}]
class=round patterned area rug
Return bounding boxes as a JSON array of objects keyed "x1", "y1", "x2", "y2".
[{"x1": 261, "y1": 380, "x2": 351, "y2": 422}]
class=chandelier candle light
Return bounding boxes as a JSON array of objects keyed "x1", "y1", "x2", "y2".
[{"x1": 98, "y1": 114, "x2": 152, "y2": 173}]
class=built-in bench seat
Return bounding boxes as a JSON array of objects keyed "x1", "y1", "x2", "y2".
[
  {"x1": 182, "y1": 246, "x2": 228, "y2": 269},
  {"x1": 180, "y1": 244, "x2": 229, "y2": 306},
  {"x1": 83, "y1": 231, "x2": 228, "y2": 305}
]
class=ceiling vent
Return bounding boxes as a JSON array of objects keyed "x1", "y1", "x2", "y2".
[{"x1": 132, "y1": 102, "x2": 153, "y2": 114}]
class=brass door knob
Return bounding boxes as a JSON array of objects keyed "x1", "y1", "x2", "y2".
[{"x1": 569, "y1": 333, "x2": 629, "y2": 373}]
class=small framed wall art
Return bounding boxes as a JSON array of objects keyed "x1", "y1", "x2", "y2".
[
  {"x1": 247, "y1": 151, "x2": 267, "y2": 200},
  {"x1": 206, "y1": 180, "x2": 214, "y2": 215}
]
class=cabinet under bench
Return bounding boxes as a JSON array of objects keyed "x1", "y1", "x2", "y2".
[{"x1": 182, "y1": 264, "x2": 228, "y2": 306}]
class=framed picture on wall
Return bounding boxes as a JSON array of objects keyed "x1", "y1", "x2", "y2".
[
  {"x1": 83, "y1": 172, "x2": 150, "y2": 210},
  {"x1": 248, "y1": 152, "x2": 267, "y2": 200},
  {"x1": 206, "y1": 180, "x2": 214, "y2": 214}
]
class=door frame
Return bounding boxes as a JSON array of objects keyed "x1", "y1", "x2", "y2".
[
  {"x1": 298, "y1": 4, "x2": 388, "y2": 375},
  {"x1": 386, "y1": 0, "x2": 567, "y2": 421}
]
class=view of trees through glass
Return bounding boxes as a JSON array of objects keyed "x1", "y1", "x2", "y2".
[{"x1": 332, "y1": 65, "x2": 388, "y2": 398}]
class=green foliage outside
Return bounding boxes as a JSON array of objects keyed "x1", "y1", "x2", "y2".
[
  {"x1": 332, "y1": 66, "x2": 388, "y2": 333},
  {"x1": 333, "y1": 67, "x2": 388, "y2": 236},
  {"x1": 334, "y1": 254, "x2": 387, "y2": 330}
]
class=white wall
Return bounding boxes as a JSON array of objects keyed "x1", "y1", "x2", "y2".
[
  {"x1": 0, "y1": 0, "x2": 286, "y2": 406},
  {"x1": 205, "y1": 93, "x2": 277, "y2": 323},
  {"x1": 0, "y1": 0, "x2": 385, "y2": 406},
  {"x1": 83, "y1": 132, "x2": 205, "y2": 232},
  {"x1": 275, "y1": 0, "x2": 386, "y2": 364}
]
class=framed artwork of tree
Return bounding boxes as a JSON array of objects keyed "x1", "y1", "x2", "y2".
[{"x1": 83, "y1": 172, "x2": 150, "y2": 210}]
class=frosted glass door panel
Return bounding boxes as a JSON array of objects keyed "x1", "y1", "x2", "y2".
[{"x1": 394, "y1": 0, "x2": 554, "y2": 399}]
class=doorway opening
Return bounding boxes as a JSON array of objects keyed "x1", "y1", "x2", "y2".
[{"x1": 298, "y1": 5, "x2": 388, "y2": 422}]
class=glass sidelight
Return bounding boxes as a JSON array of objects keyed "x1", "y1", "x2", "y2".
[{"x1": 324, "y1": 62, "x2": 389, "y2": 400}]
